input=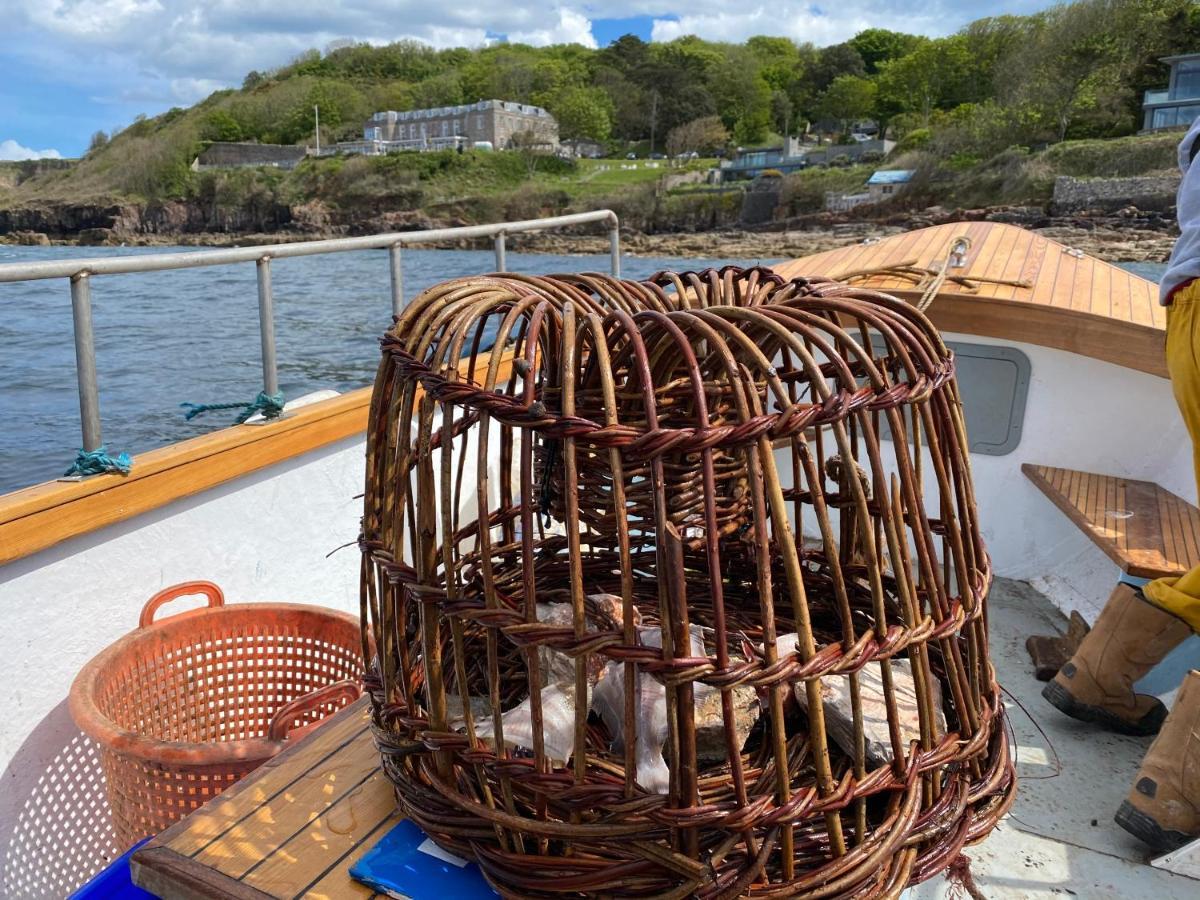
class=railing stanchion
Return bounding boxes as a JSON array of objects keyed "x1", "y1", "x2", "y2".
[
  {"x1": 389, "y1": 243, "x2": 404, "y2": 318},
  {"x1": 494, "y1": 231, "x2": 507, "y2": 272},
  {"x1": 69, "y1": 272, "x2": 102, "y2": 452},
  {"x1": 609, "y1": 226, "x2": 621, "y2": 278},
  {"x1": 256, "y1": 256, "x2": 280, "y2": 400}
]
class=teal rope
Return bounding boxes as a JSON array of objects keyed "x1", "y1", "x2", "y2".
[
  {"x1": 181, "y1": 391, "x2": 285, "y2": 424},
  {"x1": 64, "y1": 446, "x2": 132, "y2": 477}
]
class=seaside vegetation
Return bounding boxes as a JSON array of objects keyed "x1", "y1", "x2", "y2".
[{"x1": 2, "y1": 0, "x2": 1197, "y2": 229}]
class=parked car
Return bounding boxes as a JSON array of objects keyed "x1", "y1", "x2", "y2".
[
  {"x1": 625, "y1": 152, "x2": 637, "y2": 160},
  {"x1": 649, "y1": 152, "x2": 666, "y2": 160}
]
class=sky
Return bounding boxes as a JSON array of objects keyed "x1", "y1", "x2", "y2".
[{"x1": 0, "y1": 1, "x2": 1058, "y2": 160}]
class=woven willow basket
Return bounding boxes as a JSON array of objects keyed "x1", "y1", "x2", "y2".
[{"x1": 360, "y1": 267, "x2": 1015, "y2": 898}]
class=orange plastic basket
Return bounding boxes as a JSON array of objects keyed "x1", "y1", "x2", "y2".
[{"x1": 69, "y1": 581, "x2": 365, "y2": 847}]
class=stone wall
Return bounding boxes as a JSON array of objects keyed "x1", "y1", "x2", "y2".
[
  {"x1": 1052, "y1": 174, "x2": 1180, "y2": 213},
  {"x1": 195, "y1": 142, "x2": 307, "y2": 169}
]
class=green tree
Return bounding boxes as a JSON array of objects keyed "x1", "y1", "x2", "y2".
[
  {"x1": 709, "y1": 47, "x2": 772, "y2": 144},
  {"x1": 201, "y1": 109, "x2": 244, "y2": 142},
  {"x1": 997, "y1": 0, "x2": 1123, "y2": 142},
  {"x1": 665, "y1": 116, "x2": 729, "y2": 157},
  {"x1": 548, "y1": 86, "x2": 613, "y2": 141},
  {"x1": 809, "y1": 43, "x2": 866, "y2": 94},
  {"x1": 877, "y1": 37, "x2": 971, "y2": 127},
  {"x1": 848, "y1": 28, "x2": 923, "y2": 74},
  {"x1": 815, "y1": 75, "x2": 877, "y2": 134}
]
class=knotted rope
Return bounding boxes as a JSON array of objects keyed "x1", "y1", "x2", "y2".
[
  {"x1": 181, "y1": 391, "x2": 285, "y2": 424},
  {"x1": 64, "y1": 446, "x2": 132, "y2": 477},
  {"x1": 832, "y1": 236, "x2": 1032, "y2": 312}
]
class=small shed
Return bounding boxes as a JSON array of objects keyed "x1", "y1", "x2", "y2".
[{"x1": 866, "y1": 169, "x2": 914, "y2": 201}]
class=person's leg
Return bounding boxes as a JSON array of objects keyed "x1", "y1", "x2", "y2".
[
  {"x1": 1115, "y1": 283, "x2": 1200, "y2": 850},
  {"x1": 1116, "y1": 668, "x2": 1200, "y2": 852},
  {"x1": 1043, "y1": 580, "x2": 1191, "y2": 733},
  {"x1": 1044, "y1": 285, "x2": 1200, "y2": 733},
  {"x1": 1144, "y1": 284, "x2": 1200, "y2": 633}
]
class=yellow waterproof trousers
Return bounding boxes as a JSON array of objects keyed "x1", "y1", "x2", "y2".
[{"x1": 1144, "y1": 278, "x2": 1200, "y2": 633}]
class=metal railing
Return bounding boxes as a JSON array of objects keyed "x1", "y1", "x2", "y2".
[{"x1": 0, "y1": 210, "x2": 620, "y2": 458}]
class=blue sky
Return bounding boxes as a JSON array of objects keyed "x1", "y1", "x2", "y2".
[{"x1": 1, "y1": 2, "x2": 1055, "y2": 160}]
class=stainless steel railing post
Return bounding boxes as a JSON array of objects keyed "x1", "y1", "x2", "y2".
[
  {"x1": 609, "y1": 226, "x2": 621, "y2": 278},
  {"x1": 389, "y1": 243, "x2": 404, "y2": 318},
  {"x1": 494, "y1": 231, "x2": 507, "y2": 272},
  {"x1": 69, "y1": 272, "x2": 102, "y2": 452},
  {"x1": 256, "y1": 256, "x2": 280, "y2": 400}
]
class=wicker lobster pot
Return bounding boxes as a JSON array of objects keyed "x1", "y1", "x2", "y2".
[{"x1": 360, "y1": 268, "x2": 1015, "y2": 898}]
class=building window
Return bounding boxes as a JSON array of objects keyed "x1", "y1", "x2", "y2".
[
  {"x1": 882, "y1": 185, "x2": 893, "y2": 195},
  {"x1": 1174, "y1": 61, "x2": 1200, "y2": 101}
]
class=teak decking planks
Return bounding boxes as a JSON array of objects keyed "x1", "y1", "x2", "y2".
[
  {"x1": 131, "y1": 698, "x2": 392, "y2": 900},
  {"x1": 772, "y1": 222, "x2": 1167, "y2": 377},
  {"x1": 1023, "y1": 464, "x2": 1200, "y2": 579}
]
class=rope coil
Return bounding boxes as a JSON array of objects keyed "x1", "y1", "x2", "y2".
[
  {"x1": 63, "y1": 446, "x2": 132, "y2": 477},
  {"x1": 180, "y1": 390, "x2": 285, "y2": 424}
]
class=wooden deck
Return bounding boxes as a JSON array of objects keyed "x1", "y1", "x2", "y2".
[
  {"x1": 1023, "y1": 463, "x2": 1200, "y2": 579},
  {"x1": 131, "y1": 697, "x2": 396, "y2": 900},
  {"x1": 773, "y1": 222, "x2": 1167, "y2": 378}
]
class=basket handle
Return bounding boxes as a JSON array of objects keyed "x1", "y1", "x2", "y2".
[
  {"x1": 139, "y1": 581, "x2": 225, "y2": 628},
  {"x1": 268, "y1": 680, "x2": 361, "y2": 742}
]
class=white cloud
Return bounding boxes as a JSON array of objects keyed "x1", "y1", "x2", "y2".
[
  {"x1": 509, "y1": 9, "x2": 597, "y2": 48},
  {"x1": 0, "y1": 140, "x2": 63, "y2": 161},
  {"x1": 648, "y1": 2, "x2": 948, "y2": 46}
]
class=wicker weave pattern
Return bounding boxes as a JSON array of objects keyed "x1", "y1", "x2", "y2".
[
  {"x1": 361, "y1": 268, "x2": 1015, "y2": 898},
  {"x1": 71, "y1": 592, "x2": 364, "y2": 848}
]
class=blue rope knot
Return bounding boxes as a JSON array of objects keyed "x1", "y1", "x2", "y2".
[
  {"x1": 181, "y1": 391, "x2": 285, "y2": 424},
  {"x1": 64, "y1": 446, "x2": 132, "y2": 478}
]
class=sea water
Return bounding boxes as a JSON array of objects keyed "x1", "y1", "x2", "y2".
[{"x1": 0, "y1": 246, "x2": 778, "y2": 493}]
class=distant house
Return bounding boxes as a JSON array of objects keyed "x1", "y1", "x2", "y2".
[
  {"x1": 720, "y1": 145, "x2": 807, "y2": 181},
  {"x1": 192, "y1": 142, "x2": 306, "y2": 170},
  {"x1": 802, "y1": 139, "x2": 895, "y2": 167},
  {"x1": 559, "y1": 139, "x2": 604, "y2": 159},
  {"x1": 362, "y1": 100, "x2": 559, "y2": 153},
  {"x1": 1142, "y1": 52, "x2": 1200, "y2": 132},
  {"x1": 825, "y1": 169, "x2": 915, "y2": 212},
  {"x1": 866, "y1": 169, "x2": 915, "y2": 201}
]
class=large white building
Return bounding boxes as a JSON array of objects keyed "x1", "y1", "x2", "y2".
[{"x1": 363, "y1": 100, "x2": 559, "y2": 151}]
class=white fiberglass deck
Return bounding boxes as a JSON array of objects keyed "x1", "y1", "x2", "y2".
[{"x1": 910, "y1": 578, "x2": 1198, "y2": 899}]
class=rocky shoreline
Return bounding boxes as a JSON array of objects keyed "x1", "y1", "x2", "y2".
[{"x1": 2, "y1": 204, "x2": 1177, "y2": 265}]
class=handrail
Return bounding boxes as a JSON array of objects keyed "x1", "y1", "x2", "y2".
[
  {"x1": 0, "y1": 210, "x2": 619, "y2": 282},
  {"x1": 1, "y1": 209, "x2": 621, "y2": 467}
]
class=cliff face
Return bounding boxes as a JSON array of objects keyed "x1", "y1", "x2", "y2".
[{"x1": 0, "y1": 199, "x2": 297, "y2": 243}]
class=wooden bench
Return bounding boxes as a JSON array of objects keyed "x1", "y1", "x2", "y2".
[
  {"x1": 1022, "y1": 463, "x2": 1200, "y2": 580},
  {"x1": 131, "y1": 696, "x2": 396, "y2": 900},
  {"x1": 1022, "y1": 464, "x2": 1200, "y2": 680}
]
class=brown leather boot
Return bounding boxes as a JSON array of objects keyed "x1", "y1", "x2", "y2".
[
  {"x1": 1115, "y1": 669, "x2": 1200, "y2": 852},
  {"x1": 1042, "y1": 583, "x2": 1191, "y2": 735}
]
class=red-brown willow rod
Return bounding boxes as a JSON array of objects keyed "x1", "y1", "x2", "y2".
[{"x1": 360, "y1": 266, "x2": 1015, "y2": 898}]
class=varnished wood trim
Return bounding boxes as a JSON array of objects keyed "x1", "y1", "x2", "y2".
[
  {"x1": 910, "y1": 290, "x2": 1167, "y2": 379},
  {"x1": 0, "y1": 388, "x2": 372, "y2": 566},
  {"x1": 131, "y1": 846, "x2": 275, "y2": 900}
]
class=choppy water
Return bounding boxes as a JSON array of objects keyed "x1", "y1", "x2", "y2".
[{"x1": 0, "y1": 245, "x2": 785, "y2": 494}]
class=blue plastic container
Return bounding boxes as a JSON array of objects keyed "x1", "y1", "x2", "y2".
[{"x1": 69, "y1": 839, "x2": 155, "y2": 899}]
